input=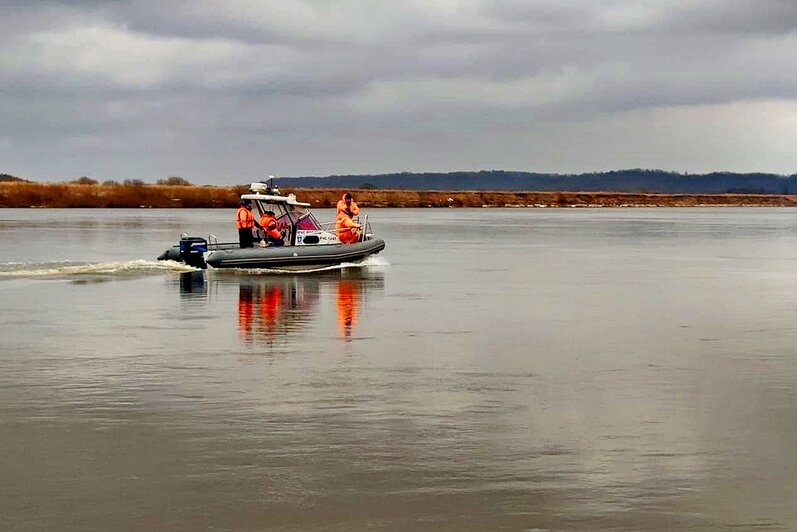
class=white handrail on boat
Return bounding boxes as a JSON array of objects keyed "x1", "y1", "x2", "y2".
[
  {"x1": 319, "y1": 217, "x2": 368, "y2": 238},
  {"x1": 360, "y1": 214, "x2": 368, "y2": 242}
]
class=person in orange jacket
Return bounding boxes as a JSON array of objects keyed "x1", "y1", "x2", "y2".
[
  {"x1": 335, "y1": 210, "x2": 361, "y2": 244},
  {"x1": 258, "y1": 210, "x2": 285, "y2": 247},
  {"x1": 335, "y1": 193, "x2": 361, "y2": 244},
  {"x1": 235, "y1": 200, "x2": 261, "y2": 248},
  {"x1": 336, "y1": 193, "x2": 360, "y2": 218}
]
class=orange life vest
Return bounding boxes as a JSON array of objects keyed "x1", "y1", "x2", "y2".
[
  {"x1": 259, "y1": 215, "x2": 282, "y2": 240},
  {"x1": 236, "y1": 206, "x2": 255, "y2": 229}
]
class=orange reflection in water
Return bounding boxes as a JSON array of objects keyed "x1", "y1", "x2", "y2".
[
  {"x1": 336, "y1": 279, "x2": 360, "y2": 341},
  {"x1": 237, "y1": 285, "x2": 255, "y2": 341},
  {"x1": 231, "y1": 270, "x2": 383, "y2": 347},
  {"x1": 236, "y1": 276, "x2": 319, "y2": 346},
  {"x1": 259, "y1": 285, "x2": 282, "y2": 340}
]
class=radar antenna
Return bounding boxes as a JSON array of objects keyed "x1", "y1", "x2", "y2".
[{"x1": 265, "y1": 175, "x2": 279, "y2": 195}]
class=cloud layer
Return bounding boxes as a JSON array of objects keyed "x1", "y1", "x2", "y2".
[{"x1": 2, "y1": 0, "x2": 796, "y2": 182}]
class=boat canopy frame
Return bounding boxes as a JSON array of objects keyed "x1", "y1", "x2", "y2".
[
  {"x1": 204, "y1": 190, "x2": 373, "y2": 250},
  {"x1": 243, "y1": 193, "x2": 324, "y2": 246}
]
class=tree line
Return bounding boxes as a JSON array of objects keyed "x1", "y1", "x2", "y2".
[
  {"x1": 5, "y1": 169, "x2": 797, "y2": 194},
  {"x1": 284, "y1": 169, "x2": 797, "y2": 194}
]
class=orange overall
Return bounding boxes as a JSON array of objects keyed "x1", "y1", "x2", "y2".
[
  {"x1": 335, "y1": 212, "x2": 361, "y2": 244},
  {"x1": 335, "y1": 194, "x2": 361, "y2": 244}
]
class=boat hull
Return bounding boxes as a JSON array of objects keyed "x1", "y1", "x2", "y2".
[{"x1": 159, "y1": 238, "x2": 385, "y2": 270}]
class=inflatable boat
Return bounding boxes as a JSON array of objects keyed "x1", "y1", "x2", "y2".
[{"x1": 157, "y1": 182, "x2": 386, "y2": 270}]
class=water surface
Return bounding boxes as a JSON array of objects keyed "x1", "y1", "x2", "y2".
[{"x1": 1, "y1": 208, "x2": 797, "y2": 530}]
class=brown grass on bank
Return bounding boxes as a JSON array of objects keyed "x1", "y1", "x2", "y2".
[
  {"x1": 2, "y1": 181, "x2": 797, "y2": 208},
  {"x1": 285, "y1": 188, "x2": 797, "y2": 208},
  {"x1": 0, "y1": 182, "x2": 246, "y2": 208}
]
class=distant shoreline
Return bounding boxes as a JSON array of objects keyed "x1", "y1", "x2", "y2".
[{"x1": 2, "y1": 182, "x2": 797, "y2": 208}]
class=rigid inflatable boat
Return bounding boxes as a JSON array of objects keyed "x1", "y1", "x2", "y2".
[{"x1": 157, "y1": 182, "x2": 385, "y2": 270}]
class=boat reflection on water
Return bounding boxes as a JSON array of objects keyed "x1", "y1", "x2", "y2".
[
  {"x1": 235, "y1": 273, "x2": 321, "y2": 344},
  {"x1": 177, "y1": 267, "x2": 384, "y2": 346},
  {"x1": 336, "y1": 278, "x2": 359, "y2": 340},
  {"x1": 179, "y1": 270, "x2": 207, "y2": 296}
]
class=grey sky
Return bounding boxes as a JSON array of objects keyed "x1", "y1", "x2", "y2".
[{"x1": 2, "y1": 0, "x2": 796, "y2": 183}]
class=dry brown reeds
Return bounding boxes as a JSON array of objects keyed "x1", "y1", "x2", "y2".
[
  {"x1": 293, "y1": 188, "x2": 797, "y2": 208},
  {"x1": 2, "y1": 182, "x2": 797, "y2": 208},
  {"x1": 0, "y1": 182, "x2": 246, "y2": 208}
]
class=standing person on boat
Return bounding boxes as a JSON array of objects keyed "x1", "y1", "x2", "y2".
[
  {"x1": 336, "y1": 193, "x2": 360, "y2": 218},
  {"x1": 235, "y1": 200, "x2": 261, "y2": 248},
  {"x1": 258, "y1": 210, "x2": 285, "y2": 247},
  {"x1": 335, "y1": 192, "x2": 361, "y2": 244}
]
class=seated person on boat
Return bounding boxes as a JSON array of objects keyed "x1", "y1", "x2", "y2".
[
  {"x1": 258, "y1": 210, "x2": 285, "y2": 247},
  {"x1": 336, "y1": 210, "x2": 361, "y2": 244}
]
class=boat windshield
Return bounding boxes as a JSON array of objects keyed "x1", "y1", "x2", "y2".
[
  {"x1": 285, "y1": 204, "x2": 321, "y2": 230},
  {"x1": 253, "y1": 201, "x2": 286, "y2": 222},
  {"x1": 253, "y1": 201, "x2": 320, "y2": 230}
]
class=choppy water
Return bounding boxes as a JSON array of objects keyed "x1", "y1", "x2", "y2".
[{"x1": 1, "y1": 207, "x2": 797, "y2": 531}]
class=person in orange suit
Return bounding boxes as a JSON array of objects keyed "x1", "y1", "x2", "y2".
[
  {"x1": 258, "y1": 210, "x2": 284, "y2": 247},
  {"x1": 335, "y1": 211, "x2": 361, "y2": 244},
  {"x1": 335, "y1": 193, "x2": 361, "y2": 244}
]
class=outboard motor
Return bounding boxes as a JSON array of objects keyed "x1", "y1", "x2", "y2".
[{"x1": 179, "y1": 236, "x2": 208, "y2": 269}]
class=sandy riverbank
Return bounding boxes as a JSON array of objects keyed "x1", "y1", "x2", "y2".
[{"x1": 2, "y1": 182, "x2": 797, "y2": 208}]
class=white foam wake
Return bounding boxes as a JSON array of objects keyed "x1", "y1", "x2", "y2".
[
  {"x1": 0, "y1": 259, "x2": 197, "y2": 279},
  {"x1": 355, "y1": 255, "x2": 390, "y2": 267}
]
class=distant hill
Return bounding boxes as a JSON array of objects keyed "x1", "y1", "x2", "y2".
[{"x1": 283, "y1": 169, "x2": 797, "y2": 194}]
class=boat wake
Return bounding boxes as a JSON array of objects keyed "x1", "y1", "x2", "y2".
[
  {"x1": 0, "y1": 259, "x2": 198, "y2": 280},
  {"x1": 341, "y1": 254, "x2": 390, "y2": 269}
]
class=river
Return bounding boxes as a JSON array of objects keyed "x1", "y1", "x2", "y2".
[{"x1": 1, "y1": 207, "x2": 796, "y2": 530}]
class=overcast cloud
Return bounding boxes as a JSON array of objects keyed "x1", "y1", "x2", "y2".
[{"x1": 2, "y1": 0, "x2": 796, "y2": 182}]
